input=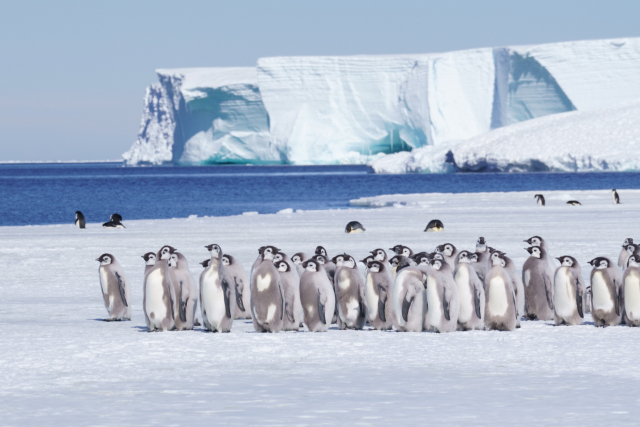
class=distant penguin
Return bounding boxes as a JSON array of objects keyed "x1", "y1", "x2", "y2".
[
  {"x1": 534, "y1": 194, "x2": 545, "y2": 206},
  {"x1": 392, "y1": 267, "x2": 427, "y2": 332},
  {"x1": 333, "y1": 254, "x2": 366, "y2": 330},
  {"x1": 275, "y1": 259, "x2": 304, "y2": 331},
  {"x1": 103, "y1": 213, "x2": 125, "y2": 229},
  {"x1": 589, "y1": 257, "x2": 623, "y2": 327},
  {"x1": 424, "y1": 259, "x2": 459, "y2": 333},
  {"x1": 75, "y1": 211, "x2": 86, "y2": 229},
  {"x1": 453, "y1": 251, "x2": 485, "y2": 331},
  {"x1": 612, "y1": 189, "x2": 620, "y2": 204},
  {"x1": 250, "y1": 249, "x2": 284, "y2": 333},
  {"x1": 143, "y1": 255, "x2": 175, "y2": 331},
  {"x1": 345, "y1": 221, "x2": 365, "y2": 233},
  {"x1": 96, "y1": 254, "x2": 131, "y2": 321},
  {"x1": 474, "y1": 237, "x2": 490, "y2": 283},
  {"x1": 484, "y1": 252, "x2": 517, "y2": 331},
  {"x1": 167, "y1": 252, "x2": 198, "y2": 330},
  {"x1": 553, "y1": 255, "x2": 586, "y2": 326},
  {"x1": 425, "y1": 219, "x2": 444, "y2": 232},
  {"x1": 522, "y1": 246, "x2": 555, "y2": 321},
  {"x1": 566, "y1": 200, "x2": 581, "y2": 206},
  {"x1": 201, "y1": 244, "x2": 235, "y2": 332},
  {"x1": 221, "y1": 254, "x2": 251, "y2": 320},
  {"x1": 618, "y1": 238, "x2": 634, "y2": 269},
  {"x1": 291, "y1": 252, "x2": 308, "y2": 277},
  {"x1": 299, "y1": 259, "x2": 335, "y2": 332},
  {"x1": 142, "y1": 252, "x2": 156, "y2": 274},
  {"x1": 364, "y1": 261, "x2": 394, "y2": 330},
  {"x1": 435, "y1": 243, "x2": 458, "y2": 268},
  {"x1": 623, "y1": 255, "x2": 640, "y2": 326}
]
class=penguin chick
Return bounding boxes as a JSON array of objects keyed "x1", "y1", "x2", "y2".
[
  {"x1": 484, "y1": 252, "x2": 517, "y2": 331},
  {"x1": 392, "y1": 267, "x2": 427, "y2": 332},
  {"x1": 492, "y1": 250, "x2": 524, "y2": 327},
  {"x1": 623, "y1": 255, "x2": 640, "y2": 326},
  {"x1": 168, "y1": 252, "x2": 198, "y2": 330},
  {"x1": 589, "y1": 257, "x2": 623, "y2": 327},
  {"x1": 454, "y1": 251, "x2": 485, "y2": 331},
  {"x1": 553, "y1": 255, "x2": 586, "y2": 326},
  {"x1": 143, "y1": 255, "x2": 175, "y2": 332},
  {"x1": 522, "y1": 246, "x2": 555, "y2": 321},
  {"x1": 291, "y1": 252, "x2": 309, "y2": 277},
  {"x1": 250, "y1": 251, "x2": 284, "y2": 333},
  {"x1": 364, "y1": 261, "x2": 394, "y2": 330},
  {"x1": 222, "y1": 254, "x2": 251, "y2": 320},
  {"x1": 201, "y1": 244, "x2": 235, "y2": 332},
  {"x1": 423, "y1": 259, "x2": 459, "y2": 333},
  {"x1": 333, "y1": 255, "x2": 366, "y2": 330},
  {"x1": 474, "y1": 237, "x2": 490, "y2": 283},
  {"x1": 142, "y1": 252, "x2": 156, "y2": 274},
  {"x1": 389, "y1": 255, "x2": 414, "y2": 279},
  {"x1": 96, "y1": 254, "x2": 131, "y2": 321},
  {"x1": 275, "y1": 259, "x2": 304, "y2": 331},
  {"x1": 390, "y1": 245, "x2": 414, "y2": 258},
  {"x1": 618, "y1": 238, "x2": 634, "y2": 269},
  {"x1": 299, "y1": 259, "x2": 335, "y2": 332},
  {"x1": 435, "y1": 243, "x2": 458, "y2": 267}
]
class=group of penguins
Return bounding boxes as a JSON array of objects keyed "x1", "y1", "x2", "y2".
[
  {"x1": 75, "y1": 211, "x2": 125, "y2": 229},
  {"x1": 95, "y1": 233, "x2": 640, "y2": 333},
  {"x1": 534, "y1": 189, "x2": 622, "y2": 206}
]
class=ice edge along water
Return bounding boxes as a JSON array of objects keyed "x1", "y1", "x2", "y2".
[{"x1": 123, "y1": 37, "x2": 640, "y2": 170}]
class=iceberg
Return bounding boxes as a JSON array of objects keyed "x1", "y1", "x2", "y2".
[{"x1": 124, "y1": 37, "x2": 640, "y2": 167}]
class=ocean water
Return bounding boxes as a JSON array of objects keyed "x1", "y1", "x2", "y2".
[{"x1": 1, "y1": 162, "x2": 639, "y2": 227}]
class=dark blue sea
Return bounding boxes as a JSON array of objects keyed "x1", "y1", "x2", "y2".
[{"x1": 1, "y1": 162, "x2": 639, "y2": 227}]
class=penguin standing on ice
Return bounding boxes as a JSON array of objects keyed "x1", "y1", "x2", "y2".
[
  {"x1": 250, "y1": 247, "x2": 284, "y2": 333},
  {"x1": 143, "y1": 253, "x2": 175, "y2": 332},
  {"x1": 364, "y1": 261, "x2": 394, "y2": 330},
  {"x1": 589, "y1": 257, "x2": 623, "y2": 327},
  {"x1": 345, "y1": 221, "x2": 366, "y2": 233},
  {"x1": 534, "y1": 194, "x2": 545, "y2": 206},
  {"x1": 299, "y1": 259, "x2": 335, "y2": 332},
  {"x1": 333, "y1": 254, "x2": 366, "y2": 330},
  {"x1": 474, "y1": 237, "x2": 490, "y2": 283},
  {"x1": 392, "y1": 267, "x2": 426, "y2": 332},
  {"x1": 75, "y1": 211, "x2": 86, "y2": 229},
  {"x1": 612, "y1": 189, "x2": 621, "y2": 204},
  {"x1": 618, "y1": 238, "x2": 634, "y2": 269},
  {"x1": 453, "y1": 251, "x2": 485, "y2": 331},
  {"x1": 96, "y1": 254, "x2": 131, "y2": 321},
  {"x1": 491, "y1": 250, "x2": 524, "y2": 326},
  {"x1": 201, "y1": 244, "x2": 235, "y2": 332},
  {"x1": 275, "y1": 259, "x2": 304, "y2": 331},
  {"x1": 522, "y1": 246, "x2": 555, "y2": 321},
  {"x1": 424, "y1": 259, "x2": 459, "y2": 333},
  {"x1": 222, "y1": 254, "x2": 251, "y2": 320},
  {"x1": 553, "y1": 255, "x2": 586, "y2": 326},
  {"x1": 103, "y1": 213, "x2": 125, "y2": 229},
  {"x1": 623, "y1": 255, "x2": 640, "y2": 327},
  {"x1": 168, "y1": 252, "x2": 198, "y2": 330},
  {"x1": 484, "y1": 252, "x2": 517, "y2": 331}
]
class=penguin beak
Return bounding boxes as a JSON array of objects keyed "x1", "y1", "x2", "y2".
[{"x1": 95, "y1": 257, "x2": 101, "y2": 262}]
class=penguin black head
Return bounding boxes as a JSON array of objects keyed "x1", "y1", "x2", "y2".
[
  {"x1": 457, "y1": 250, "x2": 472, "y2": 263},
  {"x1": 331, "y1": 253, "x2": 347, "y2": 265},
  {"x1": 436, "y1": 243, "x2": 456, "y2": 257},
  {"x1": 389, "y1": 255, "x2": 401, "y2": 266},
  {"x1": 342, "y1": 255, "x2": 356, "y2": 268},
  {"x1": 222, "y1": 254, "x2": 234, "y2": 266},
  {"x1": 390, "y1": 245, "x2": 404, "y2": 254},
  {"x1": 291, "y1": 252, "x2": 306, "y2": 264},
  {"x1": 468, "y1": 253, "x2": 479, "y2": 263},
  {"x1": 110, "y1": 213, "x2": 123, "y2": 222},
  {"x1": 261, "y1": 246, "x2": 280, "y2": 260},
  {"x1": 200, "y1": 259, "x2": 211, "y2": 268},
  {"x1": 302, "y1": 259, "x2": 319, "y2": 272},
  {"x1": 275, "y1": 260, "x2": 290, "y2": 272},
  {"x1": 424, "y1": 219, "x2": 444, "y2": 232},
  {"x1": 370, "y1": 248, "x2": 387, "y2": 262},
  {"x1": 623, "y1": 238, "x2": 634, "y2": 247},
  {"x1": 312, "y1": 254, "x2": 327, "y2": 265},
  {"x1": 625, "y1": 244, "x2": 638, "y2": 254},
  {"x1": 96, "y1": 253, "x2": 114, "y2": 265},
  {"x1": 273, "y1": 252, "x2": 287, "y2": 263},
  {"x1": 345, "y1": 221, "x2": 365, "y2": 233},
  {"x1": 315, "y1": 246, "x2": 328, "y2": 257},
  {"x1": 360, "y1": 255, "x2": 374, "y2": 266},
  {"x1": 588, "y1": 257, "x2": 609, "y2": 269},
  {"x1": 629, "y1": 255, "x2": 640, "y2": 267},
  {"x1": 158, "y1": 245, "x2": 177, "y2": 260},
  {"x1": 556, "y1": 255, "x2": 576, "y2": 267},
  {"x1": 477, "y1": 237, "x2": 486, "y2": 245},
  {"x1": 142, "y1": 252, "x2": 156, "y2": 265},
  {"x1": 431, "y1": 252, "x2": 445, "y2": 261},
  {"x1": 526, "y1": 246, "x2": 543, "y2": 258},
  {"x1": 524, "y1": 236, "x2": 543, "y2": 246},
  {"x1": 75, "y1": 211, "x2": 84, "y2": 217},
  {"x1": 368, "y1": 261, "x2": 384, "y2": 273}
]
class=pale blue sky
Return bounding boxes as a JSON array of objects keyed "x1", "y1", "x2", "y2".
[{"x1": 1, "y1": 0, "x2": 639, "y2": 161}]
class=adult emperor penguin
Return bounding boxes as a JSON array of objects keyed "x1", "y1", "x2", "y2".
[
  {"x1": 103, "y1": 213, "x2": 125, "y2": 229},
  {"x1": 345, "y1": 221, "x2": 366, "y2": 233},
  {"x1": 566, "y1": 200, "x2": 581, "y2": 206},
  {"x1": 474, "y1": 237, "x2": 490, "y2": 283},
  {"x1": 424, "y1": 259, "x2": 460, "y2": 333},
  {"x1": 275, "y1": 259, "x2": 304, "y2": 331},
  {"x1": 333, "y1": 254, "x2": 366, "y2": 330},
  {"x1": 221, "y1": 254, "x2": 251, "y2": 320},
  {"x1": 484, "y1": 252, "x2": 517, "y2": 331},
  {"x1": 75, "y1": 211, "x2": 86, "y2": 229},
  {"x1": 618, "y1": 238, "x2": 634, "y2": 269},
  {"x1": 623, "y1": 255, "x2": 640, "y2": 326},
  {"x1": 424, "y1": 219, "x2": 444, "y2": 232},
  {"x1": 364, "y1": 261, "x2": 394, "y2": 330},
  {"x1": 553, "y1": 255, "x2": 586, "y2": 326},
  {"x1": 96, "y1": 254, "x2": 131, "y2": 321},
  {"x1": 143, "y1": 253, "x2": 175, "y2": 331},
  {"x1": 392, "y1": 267, "x2": 427, "y2": 332},
  {"x1": 291, "y1": 252, "x2": 309, "y2": 277},
  {"x1": 435, "y1": 243, "x2": 458, "y2": 268},
  {"x1": 534, "y1": 194, "x2": 545, "y2": 206},
  {"x1": 250, "y1": 249, "x2": 284, "y2": 333},
  {"x1": 201, "y1": 244, "x2": 236, "y2": 332},
  {"x1": 299, "y1": 259, "x2": 335, "y2": 332},
  {"x1": 612, "y1": 189, "x2": 621, "y2": 204},
  {"x1": 522, "y1": 246, "x2": 555, "y2": 321},
  {"x1": 453, "y1": 251, "x2": 485, "y2": 331},
  {"x1": 167, "y1": 252, "x2": 198, "y2": 330},
  {"x1": 589, "y1": 257, "x2": 623, "y2": 327},
  {"x1": 142, "y1": 252, "x2": 156, "y2": 274}
]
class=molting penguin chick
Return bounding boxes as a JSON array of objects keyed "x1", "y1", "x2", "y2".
[
  {"x1": 435, "y1": 243, "x2": 458, "y2": 268},
  {"x1": 314, "y1": 246, "x2": 336, "y2": 282},
  {"x1": 96, "y1": 254, "x2": 131, "y2": 321},
  {"x1": 424, "y1": 219, "x2": 444, "y2": 232},
  {"x1": 623, "y1": 255, "x2": 640, "y2": 326},
  {"x1": 389, "y1": 255, "x2": 414, "y2": 278},
  {"x1": 299, "y1": 259, "x2": 335, "y2": 332},
  {"x1": 222, "y1": 254, "x2": 251, "y2": 320},
  {"x1": 345, "y1": 221, "x2": 365, "y2": 233},
  {"x1": 142, "y1": 252, "x2": 157, "y2": 274},
  {"x1": 250, "y1": 247, "x2": 284, "y2": 333},
  {"x1": 618, "y1": 238, "x2": 634, "y2": 269},
  {"x1": 389, "y1": 245, "x2": 414, "y2": 258},
  {"x1": 491, "y1": 250, "x2": 524, "y2": 326},
  {"x1": 453, "y1": 251, "x2": 485, "y2": 331},
  {"x1": 143, "y1": 252, "x2": 175, "y2": 332},
  {"x1": 392, "y1": 267, "x2": 427, "y2": 332},
  {"x1": 553, "y1": 256, "x2": 586, "y2": 326},
  {"x1": 250, "y1": 246, "x2": 279, "y2": 282},
  {"x1": 333, "y1": 254, "x2": 366, "y2": 330},
  {"x1": 484, "y1": 252, "x2": 517, "y2": 331},
  {"x1": 200, "y1": 244, "x2": 235, "y2": 332},
  {"x1": 424, "y1": 259, "x2": 459, "y2": 333},
  {"x1": 522, "y1": 246, "x2": 555, "y2": 321},
  {"x1": 364, "y1": 261, "x2": 394, "y2": 330},
  {"x1": 75, "y1": 211, "x2": 86, "y2": 229},
  {"x1": 274, "y1": 259, "x2": 304, "y2": 331},
  {"x1": 167, "y1": 252, "x2": 199, "y2": 330},
  {"x1": 612, "y1": 189, "x2": 620, "y2": 204},
  {"x1": 589, "y1": 257, "x2": 623, "y2": 327},
  {"x1": 534, "y1": 194, "x2": 545, "y2": 206}
]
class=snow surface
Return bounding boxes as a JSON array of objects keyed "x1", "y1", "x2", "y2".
[
  {"x1": 2, "y1": 189, "x2": 640, "y2": 425},
  {"x1": 125, "y1": 37, "x2": 640, "y2": 167},
  {"x1": 370, "y1": 100, "x2": 640, "y2": 173}
]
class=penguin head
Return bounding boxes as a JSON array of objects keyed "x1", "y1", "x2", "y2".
[
  {"x1": 200, "y1": 259, "x2": 210, "y2": 268},
  {"x1": 430, "y1": 259, "x2": 444, "y2": 270},
  {"x1": 257, "y1": 246, "x2": 265, "y2": 255},
  {"x1": 331, "y1": 253, "x2": 346, "y2": 266},
  {"x1": 261, "y1": 246, "x2": 279, "y2": 261},
  {"x1": 524, "y1": 236, "x2": 542, "y2": 247},
  {"x1": 371, "y1": 248, "x2": 387, "y2": 262},
  {"x1": 491, "y1": 251, "x2": 506, "y2": 267},
  {"x1": 389, "y1": 255, "x2": 401, "y2": 266},
  {"x1": 142, "y1": 252, "x2": 156, "y2": 265},
  {"x1": 168, "y1": 253, "x2": 179, "y2": 268},
  {"x1": 291, "y1": 252, "x2": 306, "y2": 265},
  {"x1": 400, "y1": 247, "x2": 413, "y2": 257},
  {"x1": 457, "y1": 251, "x2": 471, "y2": 263},
  {"x1": 96, "y1": 253, "x2": 113, "y2": 265},
  {"x1": 273, "y1": 252, "x2": 286, "y2": 263},
  {"x1": 368, "y1": 261, "x2": 383, "y2": 273},
  {"x1": 526, "y1": 246, "x2": 542, "y2": 259},
  {"x1": 589, "y1": 257, "x2": 609, "y2": 269},
  {"x1": 477, "y1": 237, "x2": 486, "y2": 245},
  {"x1": 315, "y1": 246, "x2": 328, "y2": 257},
  {"x1": 626, "y1": 244, "x2": 638, "y2": 255},
  {"x1": 629, "y1": 255, "x2": 640, "y2": 267},
  {"x1": 556, "y1": 256, "x2": 576, "y2": 267},
  {"x1": 390, "y1": 245, "x2": 404, "y2": 254},
  {"x1": 342, "y1": 255, "x2": 356, "y2": 269},
  {"x1": 412, "y1": 252, "x2": 431, "y2": 266},
  {"x1": 275, "y1": 260, "x2": 290, "y2": 272},
  {"x1": 360, "y1": 255, "x2": 374, "y2": 266},
  {"x1": 302, "y1": 259, "x2": 318, "y2": 272},
  {"x1": 312, "y1": 254, "x2": 327, "y2": 265},
  {"x1": 222, "y1": 255, "x2": 233, "y2": 266},
  {"x1": 158, "y1": 245, "x2": 177, "y2": 260},
  {"x1": 110, "y1": 213, "x2": 122, "y2": 222},
  {"x1": 205, "y1": 244, "x2": 222, "y2": 259},
  {"x1": 623, "y1": 238, "x2": 634, "y2": 247},
  {"x1": 468, "y1": 253, "x2": 479, "y2": 263}
]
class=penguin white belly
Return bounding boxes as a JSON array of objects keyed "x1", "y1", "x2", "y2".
[
  {"x1": 349, "y1": 229, "x2": 364, "y2": 234},
  {"x1": 344, "y1": 298, "x2": 359, "y2": 322},
  {"x1": 426, "y1": 276, "x2": 442, "y2": 327},
  {"x1": 523, "y1": 270, "x2": 531, "y2": 287},
  {"x1": 625, "y1": 272, "x2": 640, "y2": 320},
  {"x1": 256, "y1": 273, "x2": 272, "y2": 291},
  {"x1": 145, "y1": 269, "x2": 167, "y2": 323},
  {"x1": 365, "y1": 275, "x2": 379, "y2": 321},
  {"x1": 338, "y1": 276, "x2": 350, "y2": 290},
  {"x1": 265, "y1": 304, "x2": 277, "y2": 322},
  {"x1": 202, "y1": 270, "x2": 225, "y2": 326},
  {"x1": 99, "y1": 268, "x2": 109, "y2": 296},
  {"x1": 487, "y1": 277, "x2": 508, "y2": 316},
  {"x1": 553, "y1": 268, "x2": 574, "y2": 319},
  {"x1": 592, "y1": 272, "x2": 613, "y2": 312},
  {"x1": 392, "y1": 276, "x2": 406, "y2": 326},
  {"x1": 455, "y1": 267, "x2": 472, "y2": 323}
]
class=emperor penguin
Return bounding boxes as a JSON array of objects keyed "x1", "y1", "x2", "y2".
[
  {"x1": 167, "y1": 252, "x2": 198, "y2": 330},
  {"x1": 364, "y1": 261, "x2": 394, "y2": 330},
  {"x1": 274, "y1": 259, "x2": 304, "y2": 331},
  {"x1": 492, "y1": 251, "x2": 524, "y2": 326},
  {"x1": 345, "y1": 221, "x2": 366, "y2": 233},
  {"x1": 392, "y1": 267, "x2": 427, "y2": 332},
  {"x1": 371, "y1": 248, "x2": 392, "y2": 270},
  {"x1": 75, "y1": 211, "x2": 86, "y2": 229},
  {"x1": 222, "y1": 254, "x2": 251, "y2": 320},
  {"x1": 423, "y1": 259, "x2": 460, "y2": 333},
  {"x1": 390, "y1": 245, "x2": 414, "y2": 258},
  {"x1": 618, "y1": 238, "x2": 634, "y2": 269},
  {"x1": 589, "y1": 257, "x2": 623, "y2": 327},
  {"x1": 360, "y1": 254, "x2": 375, "y2": 276},
  {"x1": 566, "y1": 200, "x2": 581, "y2": 206},
  {"x1": 553, "y1": 255, "x2": 586, "y2": 326},
  {"x1": 315, "y1": 246, "x2": 336, "y2": 281},
  {"x1": 143, "y1": 255, "x2": 176, "y2": 331},
  {"x1": 389, "y1": 255, "x2": 414, "y2": 279},
  {"x1": 250, "y1": 250, "x2": 284, "y2": 333},
  {"x1": 103, "y1": 213, "x2": 125, "y2": 229},
  {"x1": 623, "y1": 255, "x2": 640, "y2": 326},
  {"x1": 612, "y1": 189, "x2": 620, "y2": 204},
  {"x1": 534, "y1": 194, "x2": 545, "y2": 206},
  {"x1": 96, "y1": 254, "x2": 131, "y2": 321},
  {"x1": 453, "y1": 251, "x2": 485, "y2": 331},
  {"x1": 250, "y1": 246, "x2": 280, "y2": 282},
  {"x1": 157, "y1": 245, "x2": 177, "y2": 261},
  {"x1": 412, "y1": 252, "x2": 432, "y2": 267},
  {"x1": 201, "y1": 244, "x2": 236, "y2": 332},
  {"x1": 299, "y1": 259, "x2": 336, "y2": 332},
  {"x1": 623, "y1": 244, "x2": 640, "y2": 269},
  {"x1": 474, "y1": 237, "x2": 490, "y2": 283},
  {"x1": 435, "y1": 243, "x2": 458, "y2": 268},
  {"x1": 522, "y1": 246, "x2": 555, "y2": 321},
  {"x1": 484, "y1": 252, "x2": 517, "y2": 331},
  {"x1": 291, "y1": 252, "x2": 309, "y2": 277},
  {"x1": 524, "y1": 235, "x2": 556, "y2": 275},
  {"x1": 333, "y1": 254, "x2": 366, "y2": 330},
  {"x1": 142, "y1": 252, "x2": 157, "y2": 274},
  {"x1": 424, "y1": 219, "x2": 444, "y2": 232}
]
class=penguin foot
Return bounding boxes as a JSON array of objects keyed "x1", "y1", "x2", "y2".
[{"x1": 194, "y1": 320, "x2": 201, "y2": 326}]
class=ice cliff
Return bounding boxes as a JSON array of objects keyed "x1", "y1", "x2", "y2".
[{"x1": 124, "y1": 37, "x2": 640, "y2": 167}]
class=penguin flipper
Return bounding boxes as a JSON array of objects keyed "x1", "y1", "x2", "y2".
[
  {"x1": 115, "y1": 272, "x2": 128, "y2": 307},
  {"x1": 377, "y1": 284, "x2": 387, "y2": 323},
  {"x1": 358, "y1": 285, "x2": 366, "y2": 318},
  {"x1": 234, "y1": 277, "x2": 245, "y2": 312},
  {"x1": 221, "y1": 279, "x2": 232, "y2": 319},
  {"x1": 614, "y1": 279, "x2": 621, "y2": 316},
  {"x1": 284, "y1": 301, "x2": 295, "y2": 323},
  {"x1": 401, "y1": 294, "x2": 415, "y2": 322},
  {"x1": 178, "y1": 281, "x2": 187, "y2": 322},
  {"x1": 576, "y1": 279, "x2": 584, "y2": 318},
  {"x1": 317, "y1": 289, "x2": 327, "y2": 324},
  {"x1": 442, "y1": 288, "x2": 450, "y2": 321},
  {"x1": 473, "y1": 284, "x2": 482, "y2": 319},
  {"x1": 543, "y1": 275, "x2": 554, "y2": 311}
]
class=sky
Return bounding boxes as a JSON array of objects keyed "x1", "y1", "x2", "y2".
[{"x1": 1, "y1": 0, "x2": 639, "y2": 162}]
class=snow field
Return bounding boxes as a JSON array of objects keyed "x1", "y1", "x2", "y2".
[{"x1": 1, "y1": 189, "x2": 640, "y2": 425}]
